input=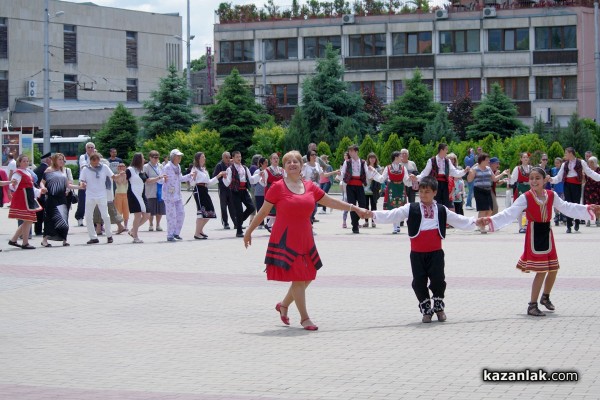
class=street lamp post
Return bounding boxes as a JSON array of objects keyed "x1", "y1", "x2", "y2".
[
  {"x1": 174, "y1": 34, "x2": 195, "y2": 103},
  {"x1": 43, "y1": 0, "x2": 63, "y2": 155}
]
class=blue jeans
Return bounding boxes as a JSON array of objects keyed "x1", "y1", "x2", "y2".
[
  {"x1": 319, "y1": 182, "x2": 331, "y2": 211},
  {"x1": 465, "y1": 180, "x2": 474, "y2": 207}
]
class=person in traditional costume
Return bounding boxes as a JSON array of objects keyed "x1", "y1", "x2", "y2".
[
  {"x1": 510, "y1": 152, "x2": 532, "y2": 233},
  {"x1": 243, "y1": 151, "x2": 368, "y2": 331},
  {"x1": 480, "y1": 167, "x2": 600, "y2": 317},
  {"x1": 583, "y1": 156, "x2": 600, "y2": 227},
  {"x1": 548, "y1": 147, "x2": 600, "y2": 233},
  {"x1": 363, "y1": 153, "x2": 382, "y2": 229},
  {"x1": 415, "y1": 143, "x2": 466, "y2": 209},
  {"x1": 368, "y1": 176, "x2": 477, "y2": 323},
  {"x1": 40, "y1": 153, "x2": 79, "y2": 247},
  {"x1": 191, "y1": 151, "x2": 226, "y2": 239},
  {"x1": 7, "y1": 154, "x2": 47, "y2": 249},
  {"x1": 373, "y1": 151, "x2": 413, "y2": 234},
  {"x1": 264, "y1": 153, "x2": 285, "y2": 232}
]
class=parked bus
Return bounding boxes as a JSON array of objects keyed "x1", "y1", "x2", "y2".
[{"x1": 33, "y1": 135, "x2": 91, "y2": 165}]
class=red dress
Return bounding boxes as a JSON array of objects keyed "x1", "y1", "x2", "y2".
[
  {"x1": 8, "y1": 169, "x2": 42, "y2": 222},
  {"x1": 264, "y1": 180, "x2": 325, "y2": 281},
  {"x1": 517, "y1": 190, "x2": 559, "y2": 273}
]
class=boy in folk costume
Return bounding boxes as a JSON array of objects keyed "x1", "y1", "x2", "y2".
[
  {"x1": 479, "y1": 167, "x2": 600, "y2": 317},
  {"x1": 366, "y1": 176, "x2": 477, "y2": 323}
]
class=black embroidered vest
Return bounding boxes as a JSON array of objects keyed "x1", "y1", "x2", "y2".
[
  {"x1": 343, "y1": 159, "x2": 367, "y2": 185},
  {"x1": 407, "y1": 202, "x2": 447, "y2": 239}
]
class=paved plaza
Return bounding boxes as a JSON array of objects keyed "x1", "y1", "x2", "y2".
[{"x1": 1, "y1": 191, "x2": 599, "y2": 399}]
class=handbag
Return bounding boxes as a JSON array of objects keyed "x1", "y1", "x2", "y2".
[{"x1": 69, "y1": 190, "x2": 78, "y2": 204}]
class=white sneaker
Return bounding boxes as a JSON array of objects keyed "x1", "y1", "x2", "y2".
[
  {"x1": 149, "y1": 225, "x2": 154, "y2": 231},
  {"x1": 77, "y1": 219, "x2": 84, "y2": 227},
  {"x1": 318, "y1": 210, "x2": 326, "y2": 214},
  {"x1": 465, "y1": 206, "x2": 474, "y2": 210}
]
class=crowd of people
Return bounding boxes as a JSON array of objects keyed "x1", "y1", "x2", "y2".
[{"x1": 2, "y1": 141, "x2": 600, "y2": 328}]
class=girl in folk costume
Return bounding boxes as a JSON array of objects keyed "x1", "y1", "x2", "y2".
[
  {"x1": 191, "y1": 151, "x2": 227, "y2": 239},
  {"x1": 377, "y1": 151, "x2": 413, "y2": 234},
  {"x1": 583, "y1": 156, "x2": 600, "y2": 227},
  {"x1": 510, "y1": 152, "x2": 532, "y2": 233},
  {"x1": 264, "y1": 153, "x2": 284, "y2": 232},
  {"x1": 480, "y1": 167, "x2": 600, "y2": 317},
  {"x1": 7, "y1": 154, "x2": 47, "y2": 250},
  {"x1": 363, "y1": 153, "x2": 382, "y2": 228}
]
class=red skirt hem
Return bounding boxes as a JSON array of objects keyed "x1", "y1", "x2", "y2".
[{"x1": 266, "y1": 263, "x2": 317, "y2": 282}]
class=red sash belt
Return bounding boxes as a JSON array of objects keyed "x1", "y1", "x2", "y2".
[
  {"x1": 348, "y1": 178, "x2": 363, "y2": 186},
  {"x1": 565, "y1": 177, "x2": 581, "y2": 185},
  {"x1": 239, "y1": 182, "x2": 247, "y2": 190},
  {"x1": 410, "y1": 229, "x2": 442, "y2": 252},
  {"x1": 436, "y1": 174, "x2": 447, "y2": 182}
]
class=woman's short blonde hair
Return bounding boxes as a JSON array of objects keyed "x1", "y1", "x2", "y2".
[
  {"x1": 282, "y1": 150, "x2": 302, "y2": 167},
  {"x1": 588, "y1": 156, "x2": 598, "y2": 167}
]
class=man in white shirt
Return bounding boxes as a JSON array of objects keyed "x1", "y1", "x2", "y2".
[
  {"x1": 416, "y1": 143, "x2": 468, "y2": 208},
  {"x1": 79, "y1": 152, "x2": 117, "y2": 244},
  {"x1": 75, "y1": 142, "x2": 96, "y2": 226},
  {"x1": 223, "y1": 151, "x2": 261, "y2": 238}
]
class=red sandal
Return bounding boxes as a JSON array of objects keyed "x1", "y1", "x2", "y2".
[
  {"x1": 301, "y1": 318, "x2": 318, "y2": 331},
  {"x1": 275, "y1": 303, "x2": 290, "y2": 325}
]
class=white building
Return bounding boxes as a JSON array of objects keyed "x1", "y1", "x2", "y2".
[{"x1": 0, "y1": 0, "x2": 183, "y2": 135}]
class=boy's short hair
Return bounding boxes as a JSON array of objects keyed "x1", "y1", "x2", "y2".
[
  {"x1": 419, "y1": 176, "x2": 438, "y2": 192},
  {"x1": 347, "y1": 144, "x2": 359, "y2": 152}
]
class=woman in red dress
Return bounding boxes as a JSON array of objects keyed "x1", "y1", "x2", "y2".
[
  {"x1": 481, "y1": 167, "x2": 600, "y2": 316},
  {"x1": 7, "y1": 154, "x2": 47, "y2": 250},
  {"x1": 244, "y1": 151, "x2": 368, "y2": 331}
]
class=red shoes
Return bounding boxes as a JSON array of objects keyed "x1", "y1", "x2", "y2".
[
  {"x1": 275, "y1": 303, "x2": 290, "y2": 325},
  {"x1": 301, "y1": 318, "x2": 318, "y2": 331}
]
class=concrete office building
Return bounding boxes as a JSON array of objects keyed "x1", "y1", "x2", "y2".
[
  {"x1": 0, "y1": 0, "x2": 182, "y2": 135},
  {"x1": 214, "y1": 1, "x2": 598, "y2": 126}
]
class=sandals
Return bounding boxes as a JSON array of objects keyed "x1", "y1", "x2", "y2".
[
  {"x1": 540, "y1": 294, "x2": 555, "y2": 311},
  {"x1": 41, "y1": 242, "x2": 52, "y2": 248},
  {"x1": 8, "y1": 240, "x2": 21, "y2": 248},
  {"x1": 21, "y1": 244, "x2": 36, "y2": 250},
  {"x1": 301, "y1": 318, "x2": 318, "y2": 331},
  {"x1": 275, "y1": 303, "x2": 290, "y2": 325},
  {"x1": 116, "y1": 227, "x2": 128, "y2": 235},
  {"x1": 527, "y1": 302, "x2": 546, "y2": 317}
]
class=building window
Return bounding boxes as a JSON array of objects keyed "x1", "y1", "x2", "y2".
[
  {"x1": 439, "y1": 30, "x2": 480, "y2": 53},
  {"x1": 303, "y1": 36, "x2": 341, "y2": 59},
  {"x1": 166, "y1": 42, "x2": 181, "y2": 69},
  {"x1": 266, "y1": 84, "x2": 298, "y2": 106},
  {"x1": 392, "y1": 32, "x2": 432, "y2": 55},
  {"x1": 64, "y1": 74, "x2": 77, "y2": 100},
  {"x1": 536, "y1": 76, "x2": 577, "y2": 99},
  {"x1": 0, "y1": 71, "x2": 7, "y2": 109},
  {"x1": 393, "y1": 79, "x2": 433, "y2": 100},
  {"x1": 63, "y1": 25, "x2": 77, "y2": 63},
  {"x1": 349, "y1": 81, "x2": 387, "y2": 103},
  {"x1": 264, "y1": 38, "x2": 298, "y2": 60},
  {"x1": 487, "y1": 77, "x2": 529, "y2": 100},
  {"x1": 440, "y1": 78, "x2": 481, "y2": 101},
  {"x1": 127, "y1": 78, "x2": 138, "y2": 102},
  {"x1": 349, "y1": 34, "x2": 386, "y2": 57},
  {"x1": 126, "y1": 31, "x2": 138, "y2": 68},
  {"x1": 535, "y1": 26, "x2": 576, "y2": 50},
  {"x1": 0, "y1": 18, "x2": 7, "y2": 59},
  {"x1": 219, "y1": 40, "x2": 254, "y2": 62},
  {"x1": 488, "y1": 28, "x2": 529, "y2": 51}
]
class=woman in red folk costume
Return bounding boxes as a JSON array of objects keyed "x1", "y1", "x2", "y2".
[
  {"x1": 510, "y1": 152, "x2": 532, "y2": 233},
  {"x1": 480, "y1": 167, "x2": 600, "y2": 317},
  {"x1": 378, "y1": 150, "x2": 413, "y2": 234},
  {"x1": 7, "y1": 154, "x2": 47, "y2": 250},
  {"x1": 244, "y1": 151, "x2": 368, "y2": 331},
  {"x1": 583, "y1": 156, "x2": 600, "y2": 227},
  {"x1": 263, "y1": 152, "x2": 284, "y2": 232}
]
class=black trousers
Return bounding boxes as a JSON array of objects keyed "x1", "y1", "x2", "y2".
[
  {"x1": 410, "y1": 249, "x2": 446, "y2": 303},
  {"x1": 231, "y1": 189, "x2": 255, "y2": 233},
  {"x1": 218, "y1": 187, "x2": 236, "y2": 227},
  {"x1": 34, "y1": 195, "x2": 46, "y2": 235},
  {"x1": 434, "y1": 180, "x2": 452, "y2": 208},
  {"x1": 405, "y1": 186, "x2": 417, "y2": 203},
  {"x1": 74, "y1": 189, "x2": 86, "y2": 220},
  {"x1": 346, "y1": 184, "x2": 366, "y2": 230},
  {"x1": 563, "y1": 182, "x2": 582, "y2": 228}
]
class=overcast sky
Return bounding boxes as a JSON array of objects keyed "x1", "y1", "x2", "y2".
[{"x1": 71, "y1": 0, "x2": 254, "y2": 61}]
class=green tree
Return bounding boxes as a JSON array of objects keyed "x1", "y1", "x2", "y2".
[
  {"x1": 423, "y1": 107, "x2": 457, "y2": 144},
  {"x1": 333, "y1": 136, "x2": 353, "y2": 168},
  {"x1": 467, "y1": 83, "x2": 528, "y2": 139},
  {"x1": 407, "y1": 138, "x2": 425, "y2": 170},
  {"x1": 317, "y1": 141, "x2": 333, "y2": 157},
  {"x1": 301, "y1": 44, "x2": 369, "y2": 143},
  {"x1": 448, "y1": 92, "x2": 474, "y2": 140},
  {"x1": 202, "y1": 69, "x2": 267, "y2": 154},
  {"x1": 142, "y1": 64, "x2": 196, "y2": 139},
  {"x1": 560, "y1": 113, "x2": 597, "y2": 157},
  {"x1": 284, "y1": 107, "x2": 311, "y2": 152},
  {"x1": 140, "y1": 127, "x2": 225, "y2": 171},
  {"x1": 580, "y1": 118, "x2": 600, "y2": 154},
  {"x1": 359, "y1": 134, "x2": 378, "y2": 159},
  {"x1": 190, "y1": 54, "x2": 213, "y2": 72},
  {"x1": 94, "y1": 103, "x2": 139, "y2": 160},
  {"x1": 382, "y1": 69, "x2": 440, "y2": 141},
  {"x1": 334, "y1": 117, "x2": 362, "y2": 145},
  {"x1": 500, "y1": 134, "x2": 547, "y2": 169},
  {"x1": 380, "y1": 133, "x2": 404, "y2": 166},
  {"x1": 547, "y1": 141, "x2": 565, "y2": 162},
  {"x1": 248, "y1": 123, "x2": 286, "y2": 158}
]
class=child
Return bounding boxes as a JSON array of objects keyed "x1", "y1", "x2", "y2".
[
  {"x1": 368, "y1": 176, "x2": 477, "y2": 323},
  {"x1": 479, "y1": 167, "x2": 600, "y2": 317},
  {"x1": 452, "y1": 175, "x2": 465, "y2": 216}
]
